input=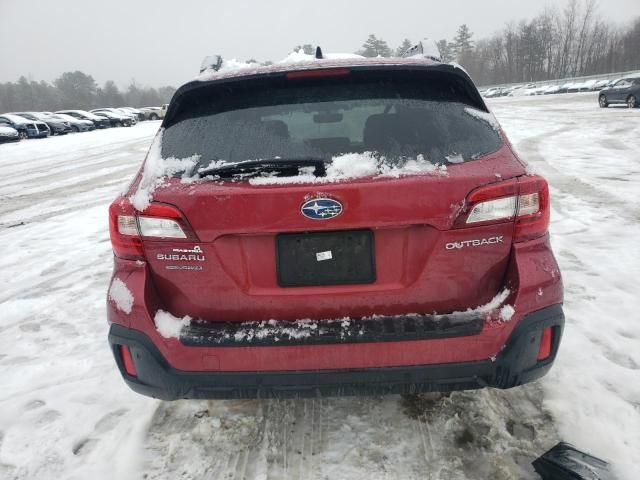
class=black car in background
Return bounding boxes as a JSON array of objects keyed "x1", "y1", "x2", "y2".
[
  {"x1": 91, "y1": 110, "x2": 132, "y2": 127},
  {"x1": 56, "y1": 109, "x2": 111, "y2": 129},
  {"x1": 0, "y1": 114, "x2": 50, "y2": 139},
  {"x1": 15, "y1": 112, "x2": 73, "y2": 135},
  {"x1": 598, "y1": 77, "x2": 640, "y2": 108}
]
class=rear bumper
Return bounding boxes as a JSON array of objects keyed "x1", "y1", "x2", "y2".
[{"x1": 109, "y1": 304, "x2": 564, "y2": 400}]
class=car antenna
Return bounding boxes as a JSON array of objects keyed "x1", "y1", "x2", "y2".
[{"x1": 315, "y1": 46, "x2": 323, "y2": 59}]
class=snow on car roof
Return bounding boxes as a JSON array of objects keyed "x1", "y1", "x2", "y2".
[
  {"x1": 194, "y1": 54, "x2": 442, "y2": 84},
  {"x1": 1, "y1": 113, "x2": 34, "y2": 123}
]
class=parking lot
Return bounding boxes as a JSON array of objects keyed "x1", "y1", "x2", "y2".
[{"x1": 0, "y1": 93, "x2": 639, "y2": 479}]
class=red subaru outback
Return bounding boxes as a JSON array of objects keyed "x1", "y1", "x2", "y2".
[{"x1": 107, "y1": 55, "x2": 564, "y2": 400}]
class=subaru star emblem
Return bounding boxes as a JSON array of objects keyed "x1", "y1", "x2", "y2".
[{"x1": 301, "y1": 198, "x2": 343, "y2": 220}]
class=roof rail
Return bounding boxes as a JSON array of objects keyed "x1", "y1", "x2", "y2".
[
  {"x1": 401, "y1": 39, "x2": 441, "y2": 62},
  {"x1": 199, "y1": 55, "x2": 223, "y2": 74}
]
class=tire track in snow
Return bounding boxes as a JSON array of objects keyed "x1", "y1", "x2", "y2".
[
  {"x1": 514, "y1": 127, "x2": 640, "y2": 222},
  {"x1": 141, "y1": 389, "x2": 557, "y2": 480}
]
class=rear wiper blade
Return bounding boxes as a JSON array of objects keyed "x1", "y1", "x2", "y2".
[{"x1": 197, "y1": 157, "x2": 327, "y2": 178}]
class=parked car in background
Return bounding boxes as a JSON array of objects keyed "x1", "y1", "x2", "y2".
[
  {"x1": 56, "y1": 109, "x2": 111, "y2": 129},
  {"x1": 92, "y1": 108, "x2": 138, "y2": 125},
  {"x1": 115, "y1": 108, "x2": 139, "y2": 123},
  {"x1": 0, "y1": 114, "x2": 50, "y2": 138},
  {"x1": 543, "y1": 85, "x2": 563, "y2": 95},
  {"x1": 0, "y1": 124, "x2": 20, "y2": 143},
  {"x1": 50, "y1": 113, "x2": 95, "y2": 132},
  {"x1": 15, "y1": 112, "x2": 72, "y2": 135},
  {"x1": 91, "y1": 110, "x2": 132, "y2": 127},
  {"x1": 483, "y1": 87, "x2": 507, "y2": 98},
  {"x1": 139, "y1": 107, "x2": 164, "y2": 120},
  {"x1": 598, "y1": 77, "x2": 640, "y2": 108},
  {"x1": 591, "y1": 79, "x2": 610, "y2": 91},
  {"x1": 120, "y1": 107, "x2": 145, "y2": 121},
  {"x1": 161, "y1": 103, "x2": 168, "y2": 117}
]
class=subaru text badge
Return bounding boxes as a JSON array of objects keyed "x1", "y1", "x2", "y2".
[{"x1": 301, "y1": 198, "x2": 343, "y2": 220}]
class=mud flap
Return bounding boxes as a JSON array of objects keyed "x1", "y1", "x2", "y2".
[{"x1": 532, "y1": 442, "x2": 615, "y2": 480}]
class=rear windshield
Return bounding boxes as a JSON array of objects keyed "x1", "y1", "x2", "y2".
[{"x1": 162, "y1": 74, "x2": 502, "y2": 170}]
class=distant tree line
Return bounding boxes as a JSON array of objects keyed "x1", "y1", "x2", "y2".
[
  {"x1": 0, "y1": 71, "x2": 176, "y2": 113},
  {"x1": 3, "y1": 0, "x2": 638, "y2": 113},
  {"x1": 350, "y1": 0, "x2": 639, "y2": 85}
]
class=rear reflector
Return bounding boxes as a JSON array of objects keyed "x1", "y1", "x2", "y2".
[
  {"x1": 538, "y1": 327, "x2": 553, "y2": 361},
  {"x1": 119, "y1": 345, "x2": 137, "y2": 376}
]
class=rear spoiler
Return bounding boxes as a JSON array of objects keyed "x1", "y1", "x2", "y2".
[{"x1": 163, "y1": 63, "x2": 489, "y2": 128}]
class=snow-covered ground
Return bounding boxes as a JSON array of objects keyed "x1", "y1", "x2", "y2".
[{"x1": 0, "y1": 94, "x2": 638, "y2": 479}]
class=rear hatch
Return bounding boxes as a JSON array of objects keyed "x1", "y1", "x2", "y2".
[{"x1": 131, "y1": 65, "x2": 529, "y2": 321}]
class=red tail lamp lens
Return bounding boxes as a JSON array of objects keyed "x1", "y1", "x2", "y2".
[
  {"x1": 119, "y1": 345, "x2": 137, "y2": 377},
  {"x1": 286, "y1": 68, "x2": 351, "y2": 80},
  {"x1": 537, "y1": 327, "x2": 553, "y2": 361}
]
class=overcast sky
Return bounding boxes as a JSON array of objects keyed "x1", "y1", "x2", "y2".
[{"x1": 1, "y1": 0, "x2": 638, "y2": 88}]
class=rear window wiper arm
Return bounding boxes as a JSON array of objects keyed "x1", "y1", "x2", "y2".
[{"x1": 196, "y1": 157, "x2": 327, "y2": 178}]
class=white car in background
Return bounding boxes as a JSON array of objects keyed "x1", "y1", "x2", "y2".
[
  {"x1": 139, "y1": 107, "x2": 164, "y2": 120},
  {"x1": 0, "y1": 124, "x2": 20, "y2": 143},
  {"x1": 49, "y1": 113, "x2": 95, "y2": 132}
]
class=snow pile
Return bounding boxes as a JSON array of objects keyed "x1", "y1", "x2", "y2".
[
  {"x1": 214, "y1": 58, "x2": 260, "y2": 75},
  {"x1": 405, "y1": 39, "x2": 442, "y2": 61},
  {"x1": 129, "y1": 130, "x2": 201, "y2": 211},
  {"x1": 464, "y1": 107, "x2": 501, "y2": 131},
  {"x1": 498, "y1": 304, "x2": 515, "y2": 322},
  {"x1": 154, "y1": 310, "x2": 192, "y2": 339},
  {"x1": 469, "y1": 288, "x2": 510, "y2": 314},
  {"x1": 278, "y1": 50, "x2": 364, "y2": 64},
  {"x1": 130, "y1": 144, "x2": 447, "y2": 205},
  {"x1": 445, "y1": 153, "x2": 465, "y2": 164},
  {"x1": 108, "y1": 278, "x2": 134, "y2": 314},
  {"x1": 230, "y1": 318, "x2": 327, "y2": 343},
  {"x1": 249, "y1": 152, "x2": 447, "y2": 185},
  {"x1": 443, "y1": 288, "x2": 514, "y2": 322}
]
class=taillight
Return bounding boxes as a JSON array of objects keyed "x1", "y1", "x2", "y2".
[
  {"x1": 286, "y1": 68, "x2": 351, "y2": 80},
  {"x1": 119, "y1": 345, "x2": 137, "y2": 376},
  {"x1": 109, "y1": 199, "x2": 144, "y2": 260},
  {"x1": 455, "y1": 175, "x2": 550, "y2": 242},
  {"x1": 514, "y1": 176, "x2": 550, "y2": 242},
  {"x1": 537, "y1": 327, "x2": 553, "y2": 361},
  {"x1": 108, "y1": 198, "x2": 197, "y2": 260}
]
